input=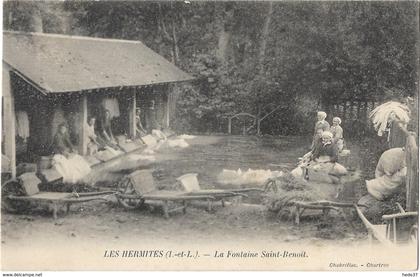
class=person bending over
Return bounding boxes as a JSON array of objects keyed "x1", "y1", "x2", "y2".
[{"x1": 52, "y1": 123, "x2": 76, "y2": 158}]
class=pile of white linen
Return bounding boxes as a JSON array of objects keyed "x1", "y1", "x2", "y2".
[
  {"x1": 178, "y1": 134, "x2": 196, "y2": 140},
  {"x1": 52, "y1": 154, "x2": 91, "y2": 184},
  {"x1": 217, "y1": 168, "x2": 283, "y2": 186}
]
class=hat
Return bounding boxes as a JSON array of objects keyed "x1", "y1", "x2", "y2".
[
  {"x1": 317, "y1": 111, "x2": 327, "y2": 120},
  {"x1": 333, "y1": 117, "x2": 342, "y2": 124},
  {"x1": 321, "y1": 131, "x2": 333, "y2": 139}
]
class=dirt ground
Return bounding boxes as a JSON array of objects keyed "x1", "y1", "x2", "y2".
[{"x1": 1, "y1": 135, "x2": 372, "y2": 265}]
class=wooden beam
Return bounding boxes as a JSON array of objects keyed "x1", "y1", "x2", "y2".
[
  {"x1": 128, "y1": 89, "x2": 137, "y2": 139},
  {"x1": 78, "y1": 95, "x2": 88, "y2": 155},
  {"x1": 3, "y1": 67, "x2": 16, "y2": 178}
]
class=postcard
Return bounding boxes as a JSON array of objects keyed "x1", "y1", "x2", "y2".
[{"x1": 1, "y1": 0, "x2": 418, "y2": 272}]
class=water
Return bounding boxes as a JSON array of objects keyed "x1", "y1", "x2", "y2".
[{"x1": 152, "y1": 135, "x2": 309, "y2": 189}]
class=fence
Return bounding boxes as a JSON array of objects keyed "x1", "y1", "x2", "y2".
[{"x1": 324, "y1": 99, "x2": 381, "y2": 139}]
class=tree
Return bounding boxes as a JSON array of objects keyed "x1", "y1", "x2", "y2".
[{"x1": 4, "y1": 1, "x2": 418, "y2": 135}]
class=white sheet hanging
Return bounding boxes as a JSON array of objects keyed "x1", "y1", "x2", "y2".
[
  {"x1": 51, "y1": 108, "x2": 66, "y2": 140},
  {"x1": 102, "y1": 97, "x2": 120, "y2": 118},
  {"x1": 16, "y1": 111, "x2": 30, "y2": 140}
]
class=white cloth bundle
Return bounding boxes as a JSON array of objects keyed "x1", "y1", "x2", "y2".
[
  {"x1": 52, "y1": 154, "x2": 91, "y2": 184},
  {"x1": 167, "y1": 139, "x2": 189, "y2": 148},
  {"x1": 366, "y1": 147, "x2": 407, "y2": 200},
  {"x1": 217, "y1": 168, "x2": 283, "y2": 186},
  {"x1": 178, "y1": 134, "x2": 196, "y2": 140},
  {"x1": 94, "y1": 146, "x2": 123, "y2": 162},
  {"x1": 142, "y1": 135, "x2": 158, "y2": 147},
  {"x1": 367, "y1": 167, "x2": 407, "y2": 200},
  {"x1": 152, "y1": 129, "x2": 167, "y2": 141}
]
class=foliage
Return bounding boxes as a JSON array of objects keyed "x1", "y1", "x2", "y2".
[{"x1": 3, "y1": 1, "x2": 418, "y2": 135}]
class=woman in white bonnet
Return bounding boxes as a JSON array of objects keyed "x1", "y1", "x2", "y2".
[
  {"x1": 311, "y1": 131, "x2": 337, "y2": 163},
  {"x1": 309, "y1": 130, "x2": 347, "y2": 184},
  {"x1": 314, "y1": 111, "x2": 330, "y2": 133},
  {"x1": 311, "y1": 111, "x2": 330, "y2": 149},
  {"x1": 330, "y1": 116, "x2": 344, "y2": 152}
]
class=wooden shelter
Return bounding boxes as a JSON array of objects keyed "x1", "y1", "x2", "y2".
[{"x1": 2, "y1": 31, "x2": 194, "y2": 178}]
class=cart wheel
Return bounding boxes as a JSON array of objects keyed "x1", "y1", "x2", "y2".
[
  {"x1": 116, "y1": 179, "x2": 144, "y2": 210},
  {"x1": 1, "y1": 179, "x2": 29, "y2": 213},
  {"x1": 116, "y1": 195, "x2": 145, "y2": 210},
  {"x1": 409, "y1": 224, "x2": 418, "y2": 243}
]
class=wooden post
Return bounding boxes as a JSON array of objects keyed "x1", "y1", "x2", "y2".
[
  {"x1": 392, "y1": 218, "x2": 397, "y2": 243},
  {"x1": 78, "y1": 94, "x2": 88, "y2": 155},
  {"x1": 405, "y1": 133, "x2": 418, "y2": 211},
  {"x1": 407, "y1": 1, "x2": 420, "y2": 212},
  {"x1": 165, "y1": 91, "x2": 170, "y2": 128},
  {"x1": 128, "y1": 89, "x2": 137, "y2": 139},
  {"x1": 3, "y1": 67, "x2": 16, "y2": 178}
]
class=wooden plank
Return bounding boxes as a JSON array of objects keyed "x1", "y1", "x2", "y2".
[
  {"x1": 3, "y1": 66, "x2": 16, "y2": 178},
  {"x1": 143, "y1": 194, "x2": 216, "y2": 201},
  {"x1": 78, "y1": 94, "x2": 88, "y2": 155},
  {"x1": 382, "y1": 212, "x2": 418, "y2": 220},
  {"x1": 128, "y1": 89, "x2": 137, "y2": 139},
  {"x1": 292, "y1": 200, "x2": 357, "y2": 208}
]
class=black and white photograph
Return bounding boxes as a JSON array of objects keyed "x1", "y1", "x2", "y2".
[{"x1": 1, "y1": 0, "x2": 419, "y2": 272}]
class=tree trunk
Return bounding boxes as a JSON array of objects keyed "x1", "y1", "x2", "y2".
[
  {"x1": 157, "y1": 2, "x2": 179, "y2": 64},
  {"x1": 7, "y1": 11, "x2": 13, "y2": 30},
  {"x1": 258, "y1": 1, "x2": 273, "y2": 75},
  {"x1": 215, "y1": 2, "x2": 233, "y2": 63},
  {"x1": 171, "y1": 17, "x2": 180, "y2": 65},
  {"x1": 254, "y1": 2, "x2": 273, "y2": 135},
  {"x1": 59, "y1": 11, "x2": 73, "y2": 34},
  {"x1": 31, "y1": 8, "x2": 43, "y2": 33},
  {"x1": 217, "y1": 30, "x2": 231, "y2": 62}
]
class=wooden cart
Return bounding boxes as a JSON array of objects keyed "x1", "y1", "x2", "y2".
[
  {"x1": 355, "y1": 203, "x2": 418, "y2": 246},
  {"x1": 116, "y1": 170, "x2": 264, "y2": 218},
  {"x1": 2, "y1": 178, "x2": 116, "y2": 219},
  {"x1": 115, "y1": 170, "x2": 216, "y2": 218}
]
